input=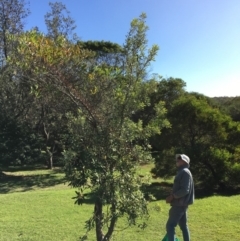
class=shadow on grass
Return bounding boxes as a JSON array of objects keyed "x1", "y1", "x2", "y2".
[
  {"x1": 0, "y1": 170, "x2": 66, "y2": 194},
  {"x1": 142, "y1": 181, "x2": 172, "y2": 201},
  {"x1": 2, "y1": 165, "x2": 65, "y2": 173},
  {"x1": 142, "y1": 181, "x2": 240, "y2": 201},
  {"x1": 194, "y1": 186, "x2": 240, "y2": 198}
]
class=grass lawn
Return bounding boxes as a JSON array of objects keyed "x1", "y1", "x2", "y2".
[{"x1": 0, "y1": 165, "x2": 240, "y2": 241}]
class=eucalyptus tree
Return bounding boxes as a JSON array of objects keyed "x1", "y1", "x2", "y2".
[
  {"x1": 0, "y1": 0, "x2": 30, "y2": 119},
  {"x1": 8, "y1": 14, "x2": 169, "y2": 240},
  {"x1": 0, "y1": 0, "x2": 30, "y2": 65},
  {"x1": 0, "y1": 0, "x2": 35, "y2": 168},
  {"x1": 26, "y1": 83, "x2": 72, "y2": 169},
  {"x1": 31, "y1": 1, "x2": 78, "y2": 168},
  {"x1": 44, "y1": 1, "x2": 76, "y2": 41}
]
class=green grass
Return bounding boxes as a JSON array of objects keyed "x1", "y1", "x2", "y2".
[{"x1": 0, "y1": 165, "x2": 240, "y2": 241}]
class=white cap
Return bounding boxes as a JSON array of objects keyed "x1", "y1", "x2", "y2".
[{"x1": 176, "y1": 154, "x2": 190, "y2": 164}]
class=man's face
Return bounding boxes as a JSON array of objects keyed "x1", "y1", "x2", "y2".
[{"x1": 176, "y1": 157, "x2": 184, "y2": 167}]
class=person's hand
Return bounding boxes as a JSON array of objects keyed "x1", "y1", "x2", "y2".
[{"x1": 166, "y1": 194, "x2": 174, "y2": 203}]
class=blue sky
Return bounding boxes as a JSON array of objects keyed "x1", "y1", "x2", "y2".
[{"x1": 25, "y1": 0, "x2": 240, "y2": 97}]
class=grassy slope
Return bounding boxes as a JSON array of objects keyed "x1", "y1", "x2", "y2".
[{"x1": 0, "y1": 167, "x2": 240, "y2": 241}]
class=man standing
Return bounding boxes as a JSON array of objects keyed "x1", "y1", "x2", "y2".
[{"x1": 165, "y1": 154, "x2": 194, "y2": 241}]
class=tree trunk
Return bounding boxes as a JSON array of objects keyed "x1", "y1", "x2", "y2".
[
  {"x1": 47, "y1": 154, "x2": 53, "y2": 169},
  {"x1": 103, "y1": 203, "x2": 117, "y2": 241},
  {"x1": 43, "y1": 122, "x2": 55, "y2": 169},
  {"x1": 94, "y1": 198, "x2": 104, "y2": 241}
]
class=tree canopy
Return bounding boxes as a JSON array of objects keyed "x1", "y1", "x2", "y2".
[{"x1": 152, "y1": 93, "x2": 240, "y2": 189}]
